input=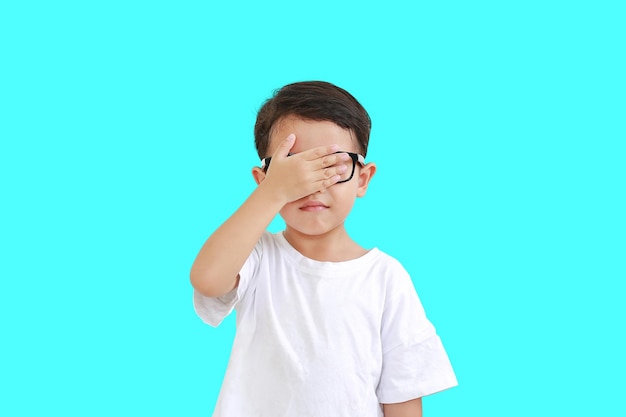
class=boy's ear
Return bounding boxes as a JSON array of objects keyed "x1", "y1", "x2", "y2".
[
  {"x1": 252, "y1": 166, "x2": 266, "y2": 185},
  {"x1": 356, "y1": 162, "x2": 376, "y2": 197}
]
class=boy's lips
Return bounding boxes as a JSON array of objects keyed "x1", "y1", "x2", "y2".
[{"x1": 300, "y1": 200, "x2": 329, "y2": 211}]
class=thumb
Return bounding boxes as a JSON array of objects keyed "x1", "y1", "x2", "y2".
[{"x1": 273, "y1": 134, "x2": 296, "y2": 160}]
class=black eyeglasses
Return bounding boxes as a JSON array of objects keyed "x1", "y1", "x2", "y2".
[{"x1": 261, "y1": 151, "x2": 366, "y2": 184}]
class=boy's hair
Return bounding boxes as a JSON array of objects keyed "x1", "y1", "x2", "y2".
[{"x1": 254, "y1": 81, "x2": 371, "y2": 159}]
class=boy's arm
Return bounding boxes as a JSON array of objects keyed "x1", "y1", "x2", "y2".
[
  {"x1": 190, "y1": 134, "x2": 349, "y2": 297},
  {"x1": 189, "y1": 181, "x2": 284, "y2": 297},
  {"x1": 382, "y1": 398, "x2": 423, "y2": 417}
]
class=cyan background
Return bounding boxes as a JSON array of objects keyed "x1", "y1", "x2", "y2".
[{"x1": 1, "y1": 1, "x2": 624, "y2": 415}]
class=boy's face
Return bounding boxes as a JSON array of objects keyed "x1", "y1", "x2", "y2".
[{"x1": 254, "y1": 115, "x2": 375, "y2": 239}]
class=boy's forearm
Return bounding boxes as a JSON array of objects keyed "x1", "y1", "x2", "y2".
[
  {"x1": 190, "y1": 182, "x2": 284, "y2": 297},
  {"x1": 382, "y1": 398, "x2": 423, "y2": 417}
]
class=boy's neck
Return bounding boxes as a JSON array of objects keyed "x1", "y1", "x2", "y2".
[{"x1": 282, "y1": 227, "x2": 367, "y2": 262}]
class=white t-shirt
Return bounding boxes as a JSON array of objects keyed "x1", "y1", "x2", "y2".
[{"x1": 194, "y1": 231, "x2": 457, "y2": 417}]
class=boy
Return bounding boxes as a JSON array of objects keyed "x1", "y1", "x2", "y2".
[{"x1": 191, "y1": 81, "x2": 457, "y2": 416}]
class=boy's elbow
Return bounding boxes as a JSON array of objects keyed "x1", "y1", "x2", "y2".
[{"x1": 190, "y1": 267, "x2": 238, "y2": 298}]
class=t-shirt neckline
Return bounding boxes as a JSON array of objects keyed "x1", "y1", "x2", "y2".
[{"x1": 275, "y1": 231, "x2": 380, "y2": 276}]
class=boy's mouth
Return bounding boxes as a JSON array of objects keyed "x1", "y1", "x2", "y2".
[{"x1": 300, "y1": 201, "x2": 328, "y2": 211}]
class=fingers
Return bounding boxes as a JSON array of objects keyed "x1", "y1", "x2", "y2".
[
  {"x1": 318, "y1": 169, "x2": 346, "y2": 192},
  {"x1": 321, "y1": 162, "x2": 348, "y2": 179},
  {"x1": 272, "y1": 134, "x2": 296, "y2": 160},
  {"x1": 319, "y1": 152, "x2": 350, "y2": 170},
  {"x1": 275, "y1": 138, "x2": 348, "y2": 167},
  {"x1": 263, "y1": 139, "x2": 352, "y2": 199},
  {"x1": 305, "y1": 148, "x2": 350, "y2": 187},
  {"x1": 304, "y1": 144, "x2": 341, "y2": 161}
]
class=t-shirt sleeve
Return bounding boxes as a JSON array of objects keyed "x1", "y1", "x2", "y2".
[
  {"x1": 192, "y1": 234, "x2": 263, "y2": 327},
  {"x1": 376, "y1": 266, "x2": 458, "y2": 403}
]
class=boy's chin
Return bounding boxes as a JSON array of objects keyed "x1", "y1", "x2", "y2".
[{"x1": 283, "y1": 223, "x2": 347, "y2": 239}]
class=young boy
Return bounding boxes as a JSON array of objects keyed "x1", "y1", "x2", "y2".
[{"x1": 191, "y1": 81, "x2": 457, "y2": 417}]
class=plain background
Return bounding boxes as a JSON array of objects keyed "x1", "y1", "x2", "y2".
[{"x1": 1, "y1": 1, "x2": 624, "y2": 415}]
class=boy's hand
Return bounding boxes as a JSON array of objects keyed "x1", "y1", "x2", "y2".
[{"x1": 262, "y1": 133, "x2": 350, "y2": 203}]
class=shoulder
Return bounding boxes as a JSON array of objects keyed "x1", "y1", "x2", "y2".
[
  {"x1": 255, "y1": 230, "x2": 283, "y2": 253},
  {"x1": 240, "y1": 231, "x2": 284, "y2": 272},
  {"x1": 370, "y1": 249, "x2": 411, "y2": 279},
  {"x1": 372, "y1": 249, "x2": 407, "y2": 270},
  {"x1": 368, "y1": 249, "x2": 417, "y2": 296},
  {"x1": 249, "y1": 231, "x2": 294, "y2": 267},
  {"x1": 259, "y1": 230, "x2": 278, "y2": 243}
]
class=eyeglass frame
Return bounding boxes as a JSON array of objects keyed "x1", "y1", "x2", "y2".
[{"x1": 260, "y1": 151, "x2": 366, "y2": 184}]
